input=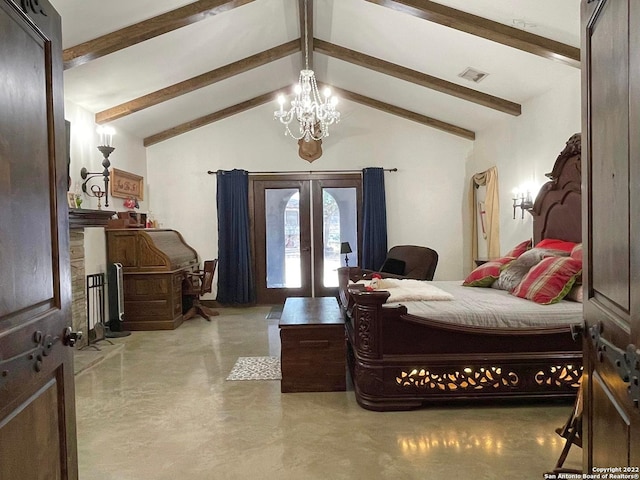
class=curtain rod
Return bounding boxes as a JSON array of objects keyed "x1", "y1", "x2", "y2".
[{"x1": 207, "y1": 168, "x2": 397, "y2": 175}]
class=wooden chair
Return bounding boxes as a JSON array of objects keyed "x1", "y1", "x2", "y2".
[
  {"x1": 548, "y1": 381, "x2": 583, "y2": 475},
  {"x1": 182, "y1": 259, "x2": 220, "y2": 321}
]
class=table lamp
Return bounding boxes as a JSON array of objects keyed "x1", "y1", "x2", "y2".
[{"x1": 340, "y1": 242, "x2": 352, "y2": 267}]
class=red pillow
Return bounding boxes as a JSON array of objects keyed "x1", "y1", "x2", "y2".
[
  {"x1": 511, "y1": 256, "x2": 582, "y2": 304},
  {"x1": 570, "y1": 243, "x2": 583, "y2": 262},
  {"x1": 535, "y1": 238, "x2": 577, "y2": 253},
  {"x1": 463, "y1": 257, "x2": 514, "y2": 287},
  {"x1": 505, "y1": 239, "x2": 532, "y2": 258}
]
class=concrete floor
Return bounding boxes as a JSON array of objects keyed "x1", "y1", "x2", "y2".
[{"x1": 74, "y1": 306, "x2": 582, "y2": 479}]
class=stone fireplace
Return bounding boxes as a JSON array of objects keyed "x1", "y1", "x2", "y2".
[{"x1": 68, "y1": 209, "x2": 114, "y2": 348}]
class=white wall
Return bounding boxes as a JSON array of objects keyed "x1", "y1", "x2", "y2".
[
  {"x1": 146, "y1": 100, "x2": 473, "y2": 283},
  {"x1": 464, "y1": 72, "x2": 581, "y2": 271},
  {"x1": 65, "y1": 100, "x2": 148, "y2": 213}
]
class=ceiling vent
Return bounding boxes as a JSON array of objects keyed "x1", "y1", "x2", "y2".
[{"x1": 458, "y1": 67, "x2": 489, "y2": 83}]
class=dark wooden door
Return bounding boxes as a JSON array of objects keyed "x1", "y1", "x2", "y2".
[
  {"x1": 581, "y1": 0, "x2": 640, "y2": 469},
  {"x1": 251, "y1": 175, "x2": 361, "y2": 304},
  {"x1": 252, "y1": 178, "x2": 313, "y2": 304},
  {"x1": 0, "y1": 1, "x2": 78, "y2": 478},
  {"x1": 311, "y1": 176, "x2": 362, "y2": 298}
]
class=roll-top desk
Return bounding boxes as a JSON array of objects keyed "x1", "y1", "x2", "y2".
[{"x1": 106, "y1": 229, "x2": 199, "y2": 330}]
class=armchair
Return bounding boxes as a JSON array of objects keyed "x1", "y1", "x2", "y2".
[
  {"x1": 364, "y1": 245, "x2": 438, "y2": 281},
  {"x1": 182, "y1": 259, "x2": 219, "y2": 321}
]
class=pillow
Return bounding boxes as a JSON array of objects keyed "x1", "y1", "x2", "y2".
[
  {"x1": 492, "y1": 248, "x2": 567, "y2": 291},
  {"x1": 535, "y1": 238, "x2": 577, "y2": 253},
  {"x1": 380, "y1": 258, "x2": 406, "y2": 275},
  {"x1": 511, "y1": 256, "x2": 582, "y2": 304},
  {"x1": 565, "y1": 284, "x2": 583, "y2": 303},
  {"x1": 463, "y1": 256, "x2": 514, "y2": 287},
  {"x1": 570, "y1": 243, "x2": 583, "y2": 262},
  {"x1": 504, "y1": 239, "x2": 532, "y2": 258}
]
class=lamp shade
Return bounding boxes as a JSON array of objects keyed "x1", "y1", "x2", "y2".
[{"x1": 340, "y1": 242, "x2": 352, "y2": 254}]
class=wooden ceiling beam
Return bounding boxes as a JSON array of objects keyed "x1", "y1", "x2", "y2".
[
  {"x1": 331, "y1": 86, "x2": 475, "y2": 140},
  {"x1": 96, "y1": 40, "x2": 299, "y2": 124},
  {"x1": 143, "y1": 84, "x2": 475, "y2": 147},
  {"x1": 143, "y1": 89, "x2": 281, "y2": 147},
  {"x1": 314, "y1": 39, "x2": 521, "y2": 116},
  {"x1": 365, "y1": 0, "x2": 580, "y2": 68},
  {"x1": 298, "y1": 0, "x2": 314, "y2": 70},
  {"x1": 63, "y1": 0, "x2": 255, "y2": 70}
]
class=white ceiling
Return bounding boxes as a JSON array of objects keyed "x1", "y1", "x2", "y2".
[{"x1": 50, "y1": 0, "x2": 581, "y2": 144}]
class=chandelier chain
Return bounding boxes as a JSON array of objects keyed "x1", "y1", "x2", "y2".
[{"x1": 304, "y1": 0, "x2": 309, "y2": 70}]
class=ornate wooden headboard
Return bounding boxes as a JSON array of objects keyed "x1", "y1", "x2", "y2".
[{"x1": 531, "y1": 133, "x2": 582, "y2": 245}]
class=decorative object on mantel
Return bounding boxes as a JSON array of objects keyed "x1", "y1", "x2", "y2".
[
  {"x1": 66, "y1": 192, "x2": 76, "y2": 209},
  {"x1": 81, "y1": 125, "x2": 116, "y2": 208},
  {"x1": 123, "y1": 197, "x2": 139, "y2": 210},
  {"x1": 110, "y1": 168, "x2": 144, "y2": 200},
  {"x1": 273, "y1": 0, "x2": 340, "y2": 145}
]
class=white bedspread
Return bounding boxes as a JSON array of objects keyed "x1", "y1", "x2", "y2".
[
  {"x1": 392, "y1": 281, "x2": 583, "y2": 329},
  {"x1": 373, "y1": 278, "x2": 454, "y2": 302}
]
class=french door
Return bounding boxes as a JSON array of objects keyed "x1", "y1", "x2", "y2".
[{"x1": 251, "y1": 174, "x2": 361, "y2": 304}]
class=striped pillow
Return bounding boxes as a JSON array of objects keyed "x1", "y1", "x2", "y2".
[
  {"x1": 463, "y1": 257, "x2": 514, "y2": 287},
  {"x1": 570, "y1": 243, "x2": 583, "y2": 262},
  {"x1": 511, "y1": 256, "x2": 582, "y2": 304},
  {"x1": 505, "y1": 239, "x2": 532, "y2": 258}
]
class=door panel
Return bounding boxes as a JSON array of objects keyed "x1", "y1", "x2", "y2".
[
  {"x1": 591, "y1": 372, "x2": 630, "y2": 469},
  {"x1": 0, "y1": 0, "x2": 77, "y2": 478},
  {"x1": 253, "y1": 179, "x2": 312, "y2": 304},
  {"x1": 582, "y1": 0, "x2": 640, "y2": 469},
  {"x1": 312, "y1": 179, "x2": 361, "y2": 298},
  {"x1": 588, "y1": 0, "x2": 629, "y2": 313}
]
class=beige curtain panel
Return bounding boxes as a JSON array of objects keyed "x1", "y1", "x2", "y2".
[{"x1": 471, "y1": 167, "x2": 500, "y2": 269}]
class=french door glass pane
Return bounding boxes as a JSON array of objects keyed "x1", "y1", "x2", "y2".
[
  {"x1": 322, "y1": 187, "x2": 357, "y2": 287},
  {"x1": 266, "y1": 189, "x2": 301, "y2": 288}
]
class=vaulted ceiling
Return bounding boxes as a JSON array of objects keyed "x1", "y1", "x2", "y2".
[{"x1": 49, "y1": 0, "x2": 581, "y2": 147}]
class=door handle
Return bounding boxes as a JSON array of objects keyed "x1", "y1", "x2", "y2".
[
  {"x1": 590, "y1": 323, "x2": 640, "y2": 407},
  {"x1": 63, "y1": 327, "x2": 83, "y2": 347},
  {"x1": 570, "y1": 321, "x2": 584, "y2": 342}
]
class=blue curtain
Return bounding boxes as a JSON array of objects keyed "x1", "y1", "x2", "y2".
[
  {"x1": 216, "y1": 169, "x2": 255, "y2": 304},
  {"x1": 361, "y1": 167, "x2": 388, "y2": 270}
]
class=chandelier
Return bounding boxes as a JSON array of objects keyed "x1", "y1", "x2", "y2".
[{"x1": 274, "y1": 0, "x2": 340, "y2": 142}]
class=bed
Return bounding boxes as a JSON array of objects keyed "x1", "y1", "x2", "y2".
[{"x1": 338, "y1": 133, "x2": 583, "y2": 411}]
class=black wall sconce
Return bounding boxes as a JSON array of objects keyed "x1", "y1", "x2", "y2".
[
  {"x1": 512, "y1": 188, "x2": 534, "y2": 219},
  {"x1": 80, "y1": 126, "x2": 115, "y2": 209}
]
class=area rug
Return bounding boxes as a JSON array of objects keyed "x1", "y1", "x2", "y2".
[{"x1": 226, "y1": 356, "x2": 282, "y2": 381}]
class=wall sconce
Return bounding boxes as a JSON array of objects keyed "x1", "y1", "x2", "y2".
[
  {"x1": 80, "y1": 126, "x2": 115, "y2": 209},
  {"x1": 512, "y1": 187, "x2": 534, "y2": 219},
  {"x1": 340, "y1": 242, "x2": 352, "y2": 267}
]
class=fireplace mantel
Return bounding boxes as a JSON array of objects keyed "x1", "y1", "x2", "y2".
[{"x1": 68, "y1": 208, "x2": 115, "y2": 230}]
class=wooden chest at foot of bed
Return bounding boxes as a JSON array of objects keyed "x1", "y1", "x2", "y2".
[{"x1": 279, "y1": 297, "x2": 346, "y2": 393}]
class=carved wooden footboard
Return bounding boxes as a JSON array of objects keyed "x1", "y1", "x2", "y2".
[{"x1": 339, "y1": 270, "x2": 582, "y2": 411}]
